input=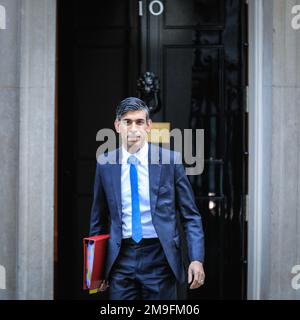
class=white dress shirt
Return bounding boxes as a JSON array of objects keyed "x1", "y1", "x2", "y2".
[{"x1": 121, "y1": 141, "x2": 158, "y2": 239}]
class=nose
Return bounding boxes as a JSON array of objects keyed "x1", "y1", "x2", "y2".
[{"x1": 130, "y1": 122, "x2": 137, "y2": 131}]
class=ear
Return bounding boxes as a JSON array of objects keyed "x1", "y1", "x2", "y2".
[
  {"x1": 114, "y1": 119, "x2": 120, "y2": 133},
  {"x1": 146, "y1": 119, "x2": 152, "y2": 133}
]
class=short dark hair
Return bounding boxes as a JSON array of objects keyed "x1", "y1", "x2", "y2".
[{"x1": 115, "y1": 97, "x2": 150, "y2": 121}]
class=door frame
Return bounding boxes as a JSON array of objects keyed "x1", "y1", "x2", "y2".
[
  {"x1": 50, "y1": 0, "x2": 270, "y2": 300},
  {"x1": 247, "y1": 0, "x2": 273, "y2": 300}
]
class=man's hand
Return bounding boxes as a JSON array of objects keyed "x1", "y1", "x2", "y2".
[
  {"x1": 188, "y1": 261, "x2": 205, "y2": 289},
  {"x1": 99, "y1": 280, "x2": 109, "y2": 292}
]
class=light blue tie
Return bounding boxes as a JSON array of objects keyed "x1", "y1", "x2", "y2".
[{"x1": 127, "y1": 155, "x2": 143, "y2": 243}]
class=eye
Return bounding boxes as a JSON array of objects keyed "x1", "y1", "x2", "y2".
[
  {"x1": 136, "y1": 120, "x2": 145, "y2": 126},
  {"x1": 122, "y1": 119, "x2": 131, "y2": 126}
]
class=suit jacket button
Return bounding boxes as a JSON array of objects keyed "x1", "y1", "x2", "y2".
[{"x1": 117, "y1": 242, "x2": 120, "y2": 247}]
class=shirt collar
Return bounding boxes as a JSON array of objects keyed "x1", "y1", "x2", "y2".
[{"x1": 121, "y1": 141, "x2": 149, "y2": 165}]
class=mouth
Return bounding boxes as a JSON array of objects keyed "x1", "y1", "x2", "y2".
[{"x1": 127, "y1": 135, "x2": 141, "y2": 141}]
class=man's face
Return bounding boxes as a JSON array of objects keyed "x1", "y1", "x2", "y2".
[{"x1": 114, "y1": 110, "x2": 152, "y2": 152}]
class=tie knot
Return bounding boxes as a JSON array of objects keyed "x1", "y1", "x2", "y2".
[{"x1": 127, "y1": 155, "x2": 140, "y2": 166}]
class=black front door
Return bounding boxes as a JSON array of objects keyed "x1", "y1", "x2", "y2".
[{"x1": 57, "y1": 0, "x2": 248, "y2": 300}]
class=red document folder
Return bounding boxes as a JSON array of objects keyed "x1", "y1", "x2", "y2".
[{"x1": 83, "y1": 234, "x2": 110, "y2": 292}]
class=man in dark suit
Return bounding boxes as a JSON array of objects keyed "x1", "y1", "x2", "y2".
[{"x1": 89, "y1": 97, "x2": 205, "y2": 300}]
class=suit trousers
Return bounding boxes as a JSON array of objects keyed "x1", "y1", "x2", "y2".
[{"x1": 108, "y1": 237, "x2": 177, "y2": 300}]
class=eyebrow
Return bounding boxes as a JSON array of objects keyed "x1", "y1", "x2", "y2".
[{"x1": 122, "y1": 118, "x2": 146, "y2": 121}]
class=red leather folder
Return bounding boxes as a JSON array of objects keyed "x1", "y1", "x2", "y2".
[{"x1": 83, "y1": 234, "x2": 110, "y2": 291}]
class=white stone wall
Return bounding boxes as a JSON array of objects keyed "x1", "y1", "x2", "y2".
[
  {"x1": 269, "y1": 0, "x2": 300, "y2": 300},
  {"x1": 249, "y1": 0, "x2": 300, "y2": 300},
  {"x1": 0, "y1": 0, "x2": 20, "y2": 300},
  {"x1": 0, "y1": 0, "x2": 56, "y2": 300}
]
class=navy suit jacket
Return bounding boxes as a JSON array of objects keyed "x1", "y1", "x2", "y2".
[{"x1": 89, "y1": 143, "x2": 205, "y2": 284}]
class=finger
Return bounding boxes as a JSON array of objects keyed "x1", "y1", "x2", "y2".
[
  {"x1": 103, "y1": 282, "x2": 108, "y2": 290},
  {"x1": 190, "y1": 279, "x2": 199, "y2": 289},
  {"x1": 199, "y1": 274, "x2": 205, "y2": 287},
  {"x1": 99, "y1": 283, "x2": 105, "y2": 291},
  {"x1": 194, "y1": 270, "x2": 201, "y2": 282},
  {"x1": 188, "y1": 267, "x2": 193, "y2": 284},
  {"x1": 200, "y1": 271, "x2": 205, "y2": 281},
  {"x1": 100, "y1": 280, "x2": 108, "y2": 290},
  {"x1": 102, "y1": 281, "x2": 109, "y2": 290},
  {"x1": 190, "y1": 276, "x2": 199, "y2": 289},
  {"x1": 190, "y1": 272, "x2": 202, "y2": 289},
  {"x1": 189, "y1": 275, "x2": 198, "y2": 289}
]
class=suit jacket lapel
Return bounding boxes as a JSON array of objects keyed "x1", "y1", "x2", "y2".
[
  {"x1": 148, "y1": 143, "x2": 162, "y2": 216},
  {"x1": 110, "y1": 148, "x2": 122, "y2": 220}
]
